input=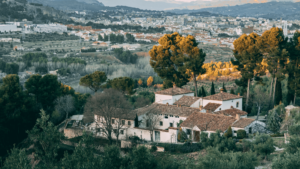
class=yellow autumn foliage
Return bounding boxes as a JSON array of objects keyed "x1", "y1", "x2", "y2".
[{"x1": 147, "y1": 76, "x2": 153, "y2": 87}]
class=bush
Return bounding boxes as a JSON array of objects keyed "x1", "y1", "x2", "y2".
[
  {"x1": 237, "y1": 130, "x2": 246, "y2": 139},
  {"x1": 224, "y1": 126, "x2": 232, "y2": 138},
  {"x1": 150, "y1": 145, "x2": 157, "y2": 152},
  {"x1": 270, "y1": 133, "x2": 284, "y2": 137}
]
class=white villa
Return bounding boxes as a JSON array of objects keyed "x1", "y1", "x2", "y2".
[{"x1": 83, "y1": 86, "x2": 266, "y2": 143}]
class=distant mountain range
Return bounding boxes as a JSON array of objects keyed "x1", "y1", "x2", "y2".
[
  {"x1": 28, "y1": 0, "x2": 105, "y2": 11},
  {"x1": 167, "y1": 2, "x2": 300, "y2": 20}
]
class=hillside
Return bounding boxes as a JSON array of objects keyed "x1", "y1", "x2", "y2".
[
  {"x1": 0, "y1": 0, "x2": 71, "y2": 23},
  {"x1": 167, "y1": 1, "x2": 300, "y2": 20}
]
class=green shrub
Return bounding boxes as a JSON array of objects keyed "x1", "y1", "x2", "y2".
[
  {"x1": 237, "y1": 130, "x2": 246, "y2": 139},
  {"x1": 150, "y1": 145, "x2": 157, "y2": 152}
]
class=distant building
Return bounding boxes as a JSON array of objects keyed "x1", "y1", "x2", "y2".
[
  {"x1": 242, "y1": 26, "x2": 254, "y2": 35},
  {"x1": 33, "y1": 24, "x2": 67, "y2": 33},
  {"x1": 0, "y1": 24, "x2": 18, "y2": 33}
]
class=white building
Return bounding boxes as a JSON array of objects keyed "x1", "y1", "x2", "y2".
[
  {"x1": 33, "y1": 24, "x2": 67, "y2": 33},
  {"x1": 0, "y1": 24, "x2": 18, "y2": 33},
  {"x1": 154, "y1": 86, "x2": 194, "y2": 105}
]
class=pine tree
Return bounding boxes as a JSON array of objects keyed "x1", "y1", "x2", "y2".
[
  {"x1": 224, "y1": 126, "x2": 232, "y2": 138},
  {"x1": 222, "y1": 82, "x2": 227, "y2": 92},
  {"x1": 210, "y1": 82, "x2": 215, "y2": 95},
  {"x1": 275, "y1": 80, "x2": 282, "y2": 106},
  {"x1": 230, "y1": 88, "x2": 235, "y2": 94},
  {"x1": 202, "y1": 86, "x2": 207, "y2": 97}
]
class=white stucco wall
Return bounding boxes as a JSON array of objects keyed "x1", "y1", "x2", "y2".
[
  {"x1": 190, "y1": 98, "x2": 203, "y2": 108},
  {"x1": 138, "y1": 114, "x2": 186, "y2": 130},
  {"x1": 155, "y1": 93, "x2": 194, "y2": 105},
  {"x1": 203, "y1": 98, "x2": 243, "y2": 111}
]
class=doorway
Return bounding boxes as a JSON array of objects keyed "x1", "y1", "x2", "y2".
[{"x1": 194, "y1": 131, "x2": 200, "y2": 142}]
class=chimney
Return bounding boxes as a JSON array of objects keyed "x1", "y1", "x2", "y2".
[
  {"x1": 220, "y1": 88, "x2": 224, "y2": 93},
  {"x1": 236, "y1": 114, "x2": 240, "y2": 121},
  {"x1": 231, "y1": 106, "x2": 233, "y2": 109},
  {"x1": 173, "y1": 83, "x2": 176, "y2": 88},
  {"x1": 199, "y1": 105, "x2": 203, "y2": 111},
  {"x1": 166, "y1": 102, "x2": 169, "y2": 106},
  {"x1": 177, "y1": 104, "x2": 178, "y2": 107},
  {"x1": 238, "y1": 93, "x2": 240, "y2": 96}
]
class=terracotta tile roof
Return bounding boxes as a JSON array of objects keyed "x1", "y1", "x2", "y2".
[
  {"x1": 214, "y1": 108, "x2": 248, "y2": 116},
  {"x1": 173, "y1": 96, "x2": 201, "y2": 107},
  {"x1": 155, "y1": 86, "x2": 193, "y2": 96},
  {"x1": 203, "y1": 103, "x2": 221, "y2": 112},
  {"x1": 203, "y1": 92, "x2": 242, "y2": 101},
  {"x1": 131, "y1": 103, "x2": 199, "y2": 117},
  {"x1": 180, "y1": 112, "x2": 236, "y2": 132},
  {"x1": 232, "y1": 118, "x2": 255, "y2": 128}
]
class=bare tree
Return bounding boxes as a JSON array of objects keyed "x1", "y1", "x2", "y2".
[
  {"x1": 142, "y1": 112, "x2": 162, "y2": 142},
  {"x1": 55, "y1": 95, "x2": 75, "y2": 120},
  {"x1": 84, "y1": 88, "x2": 132, "y2": 144},
  {"x1": 252, "y1": 87, "x2": 270, "y2": 120}
]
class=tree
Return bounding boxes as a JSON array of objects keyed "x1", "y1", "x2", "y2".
[
  {"x1": 201, "y1": 86, "x2": 207, "y2": 97},
  {"x1": 237, "y1": 130, "x2": 246, "y2": 139},
  {"x1": 2, "y1": 147, "x2": 31, "y2": 169},
  {"x1": 147, "y1": 76, "x2": 153, "y2": 87},
  {"x1": 224, "y1": 126, "x2": 232, "y2": 138},
  {"x1": 197, "y1": 88, "x2": 202, "y2": 97},
  {"x1": 142, "y1": 111, "x2": 162, "y2": 142},
  {"x1": 0, "y1": 75, "x2": 38, "y2": 157},
  {"x1": 5, "y1": 63, "x2": 19, "y2": 74},
  {"x1": 274, "y1": 80, "x2": 282, "y2": 106},
  {"x1": 84, "y1": 88, "x2": 132, "y2": 144},
  {"x1": 109, "y1": 77, "x2": 135, "y2": 95},
  {"x1": 261, "y1": 27, "x2": 288, "y2": 107},
  {"x1": 272, "y1": 151, "x2": 300, "y2": 169},
  {"x1": 61, "y1": 132, "x2": 101, "y2": 169},
  {"x1": 232, "y1": 33, "x2": 264, "y2": 110},
  {"x1": 222, "y1": 82, "x2": 227, "y2": 92},
  {"x1": 210, "y1": 82, "x2": 215, "y2": 95},
  {"x1": 230, "y1": 88, "x2": 235, "y2": 94},
  {"x1": 127, "y1": 146, "x2": 158, "y2": 169},
  {"x1": 197, "y1": 147, "x2": 258, "y2": 169},
  {"x1": 267, "y1": 110, "x2": 281, "y2": 133},
  {"x1": 79, "y1": 71, "x2": 107, "y2": 92},
  {"x1": 100, "y1": 145, "x2": 122, "y2": 169},
  {"x1": 54, "y1": 95, "x2": 75, "y2": 120},
  {"x1": 26, "y1": 110, "x2": 65, "y2": 168},
  {"x1": 25, "y1": 74, "x2": 61, "y2": 113},
  {"x1": 251, "y1": 86, "x2": 271, "y2": 120},
  {"x1": 149, "y1": 32, "x2": 190, "y2": 88},
  {"x1": 138, "y1": 79, "x2": 143, "y2": 86},
  {"x1": 98, "y1": 34, "x2": 103, "y2": 41}
]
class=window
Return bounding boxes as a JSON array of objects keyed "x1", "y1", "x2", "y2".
[
  {"x1": 186, "y1": 129, "x2": 191, "y2": 135},
  {"x1": 219, "y1": 108, "x2": 221, "y2": 111},
  {"x1": 128, "y1": 121, "x2": 131, "y2": 125},
  {"x1": 170, "y1": 123, "x2": 173, "y2": 127},
  {"x1": 165, "y1": 114, "x2": 168, "y2": 119},
  {"x1": 175, "y1": 116, "x2": 179, "y2": 118},
  {"x1": 170, "y1": 115, "x2": 173, "y2": 117},
  {"x1": 113, "y1": 129, "x2": 117, "y2": 134},
  {"x1": 249, "y1": 127, "x2": 252, "y2": 134},
  {"x1": 160, "y1": 121, "x2": 163, "y2": 126},
  {"x1": 120, "y1": 130, "x2": 124, "y2": 135},
  {"x1": 122, "y1": 120, "x2": 125, "y2": 125},
  {"x1": 236, "y1": 102, "x2": 239, "y2": 108},
  {"x1": 111, "y1": 119, "x2": 115, "y2": 124},
  {"x1": 159, "y1": 114, "x2": 162, "y2": 116},
  {"x1": 234, "y1": 130, "x2": 237, "y2": 133}
]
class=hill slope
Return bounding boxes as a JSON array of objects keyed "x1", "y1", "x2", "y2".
[{"x1": 167, "y1": 2, "x2": 300, "y2": 20}]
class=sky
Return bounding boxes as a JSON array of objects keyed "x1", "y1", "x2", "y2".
[{"x1": 99, "y1": 0, "x2": 298, "y2": 11}]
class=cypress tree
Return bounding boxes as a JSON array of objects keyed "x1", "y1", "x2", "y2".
[
  {"x1": 210, "y1": 82, "x2": 215, "y2": 95},
  {"x1": 198, "y1": 88, "x2": 202, "y2": 97},
  {"x1": 275, "y1": 81, "x2": 282, "y2": 106},
  {"x1": 230, "y1": 88, "x2": 235, "y2": 94},
  {"x1": 135, "y1": 114, "x2": 139, "y2": 127},
  {"x1": 201, "y1": 86, "x2": 207, "y2": 97},
  {"x1": 222, "y1": 82, "x2": 227, "y2": 92}
]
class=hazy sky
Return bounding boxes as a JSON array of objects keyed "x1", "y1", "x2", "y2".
[{"x1": 100, "y1": 0, "x2": 298, "y2": 11}]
